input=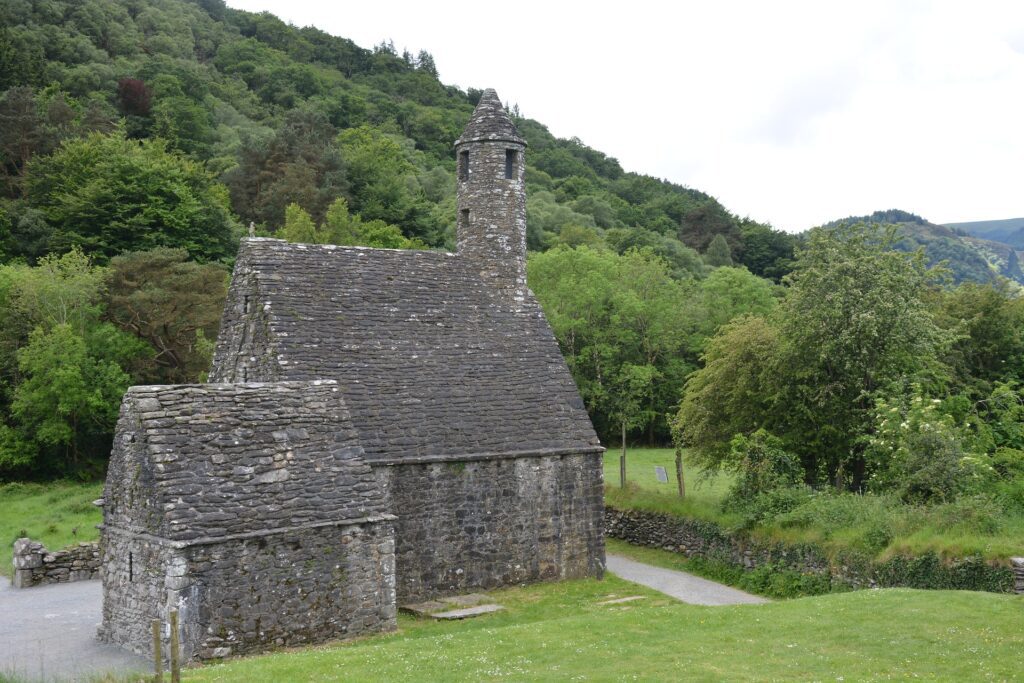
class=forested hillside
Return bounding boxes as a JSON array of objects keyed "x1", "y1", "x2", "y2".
[
  {"x1": 0, "y1": 0, "x2": 796, "y2": 274},
  {"x1": 828, "y1": 210, "x2": 1024, "y2": 286}
]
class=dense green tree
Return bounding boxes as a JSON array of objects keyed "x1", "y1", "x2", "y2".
[
  {"x1": 24, "y1": 131, "x2": 238, "y2": 262},
  {"x1": 0, "y1": 250, "x2": 148, "y2": 478},
  {"x1": 529, "y1": 246, "x2": 691, "y2": 443},
  {"x1": 105, "y1": 248, "x2": 228, "y2": 384},
  {"x1": 336, "y1": 125, "x2": 441, "y2": 243},
  {"x1": 281, "y1": 202, "x2": 318, "y2": 243},
  {"x1": 935, "y1": 280, "x2": 1024, "y2": 395},
  {"x1": 674, "y1": 316, "x2": 781, "y2": 469},
  {"x1": 679, "y1": 200, "x2": 742, "y2": 253},
  {"x1": 676, "y1": 224, "x2": 952, "y2": 489},
  {"x1": 704, "y1": 233, "x2": 733, "y2": 267},
  {"x1": 775, "y1": 224, "x2": 952, "y2": 487},
  {"x1": 7, "y1": 323, "x2": 134, "y2": 476},
  {"x1": 737, "y1": 220, "x2": 797, "y2": 281},
  {"x1": 685, "y1": 266, "x2": 778, "y2": 353},
  {"x1": 224, "y1": 109, "x2": 346, "y2": 229}
]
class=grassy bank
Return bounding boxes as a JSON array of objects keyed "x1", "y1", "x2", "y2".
[
  {"x1": 187, "y1": 575, "x2": 1023, "y2": 681},
  {"x1": 604, "y1": 448, "x2": 1024, "y2": 562},
  {"x1": 0, "y1": 481, "x2": 103, "y2": 577}
]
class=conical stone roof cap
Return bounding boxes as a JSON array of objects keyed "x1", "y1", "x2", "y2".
[{"x1": 455, "y1": 89, "x2": 526, "y2": 146}]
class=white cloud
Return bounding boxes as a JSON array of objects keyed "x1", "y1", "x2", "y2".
[{"x1": 226, "y1": 0, "x2": 1024, "y2": 231}]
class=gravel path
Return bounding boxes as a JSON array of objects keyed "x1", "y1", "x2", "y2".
[
  {"x1": 0, "y1": 579, "x2": 149, "y2": 682},
  {"x1": 606, "y1": 553, "x2": 768, "y2": 606}
]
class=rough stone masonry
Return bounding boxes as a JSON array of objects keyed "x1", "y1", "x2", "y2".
[
  {"x1": 12, "y1": 538, "x2": 101, "y2": 589},
  {"x1": 99, "y1": 382, "x2": 396, "y2": 660},
  {"x1": 100, "y1": 90, "x2": 605, "y2": 661}
]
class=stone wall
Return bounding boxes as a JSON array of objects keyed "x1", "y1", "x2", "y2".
[
  {"x1": 455, "y1": 89, "x2": 528, "y2": 303},
  {"x1": 100, "y1": 380, "x2": 397, "y2": 662},
  {"x1": 97, "y1": 533, "x2": 174, "y2": 656},
  {"x1": 1013, "y1": 557, "x2": 1024, "y2": 593},
  {"x1": 606, "y1": 506, "x2": 1017, "y2": 594},
  {"x1": 11, "y1": 538, "x2": 101, "y2": 588},
  {"x1": 183, "y1": 520, "x2": 396, "y2": 660},
  {"x1": 101, "y1": 520, "x2": 395, "y2": 661},
  {"x1": 380, "y1": 453, "x2": 605, "y2": 603}
]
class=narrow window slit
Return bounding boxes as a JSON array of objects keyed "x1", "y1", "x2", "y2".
[
  {"x1": 458, "y1": 151, "x2": 469, "y2": 180},
  {"x1": 504, "y1": 149, "x2": 516, "y2": 179},
  {"x1": 459, "y1": 209, "x2": 470, "y2": 231},
  {"x1": 128, "y1": 552, "x2": 133, "y2": 581}
]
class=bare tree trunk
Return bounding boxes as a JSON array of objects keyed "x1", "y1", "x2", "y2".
[
  {"x1": 675, "y1": 447, "x2": 685, "y2": 499},
  {"x1": 619, "y1": 420, "x2": 627, "y2": 488}
]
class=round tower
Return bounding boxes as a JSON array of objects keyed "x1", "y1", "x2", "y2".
[{"x1": 454, "y1": 89, "x2": 528, "y2": 303}]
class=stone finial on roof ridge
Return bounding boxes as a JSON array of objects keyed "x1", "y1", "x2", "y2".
[{"x1": 455, "y1": 88, "x2": 526, "y2": 146}]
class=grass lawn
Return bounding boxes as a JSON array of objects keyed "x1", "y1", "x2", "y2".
[
  {"x1": 602, "y1": 447, "x2": 737, "y2": 524},
  {"x1": 186, "y1": 575, "x2": 1024, "y2": 681},
  {"x1": 604, "y1": 447, "x2": 1024, "y2": 562},
  {"x1": 0, "y1": 480, "x2": 103, "y2": 577}
]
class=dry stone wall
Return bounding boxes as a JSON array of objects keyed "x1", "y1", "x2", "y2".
[
  {"x1": 11, "y1": 538, "x2": 101, "y2": 588},
  {"x1": 606, "y1": 506, "x2": 1017, "y2": 594}
]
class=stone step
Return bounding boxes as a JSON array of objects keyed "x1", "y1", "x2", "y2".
[
  {"x1": 596, "y1": 595, "x2": 645, "y2": 605},
  {"x1": 430, "y1": 604, "x2": 505, "y2": 620},
  {"x1": 400, "y1": 593, "x2": 505, "y2": 620}
]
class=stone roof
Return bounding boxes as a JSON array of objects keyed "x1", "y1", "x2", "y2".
[
  {"x1": 104, "y1": 381, "x2": 388, "y2": 543},
  {"x1": 209, "y1": 239, "x2": 601, "y2": 463},
  {"x1": 455, "y1": 88, "x2": 526, "y2": 147}
]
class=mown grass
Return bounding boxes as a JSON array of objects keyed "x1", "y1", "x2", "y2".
[
  {"x1": 186, "y1": 575, "x2": 1024, "y2": 682},
  {"x1": 604, "y1": 448, "x2": 1024, "y2": 561},
  {"x1": 603, "y1": 447, "x2": 737, "y2": 524},
  {"x1": 0, "y1": 480, "x2": 103, "y2": 577}
]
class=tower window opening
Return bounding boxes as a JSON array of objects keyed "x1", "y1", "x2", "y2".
[
  {"x1": 128, "y1": 552, "x2": 133, "y2": 581},
  {"x1": 459, "y1": 209, "x2": 470, "y2": 230},
  {"x1": 459, "y1": 151, "x2": 469, "y2": 180},
  {"x1": 504, "y1": 149, "x2": 516, "y2": 179}
]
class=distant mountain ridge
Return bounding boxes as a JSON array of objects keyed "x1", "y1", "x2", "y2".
[
  {"x1": 944, "y1": 218, "x2": 1024, "y2": 250},
  {"x1": 825, "y1": 210, "x2": 1024, "y2": 286}
]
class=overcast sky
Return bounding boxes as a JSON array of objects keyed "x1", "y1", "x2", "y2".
[{"x1": 226, "y1": 1, "x2": 1024, "y2": 232}]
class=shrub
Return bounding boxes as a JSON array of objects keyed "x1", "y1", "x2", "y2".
[
  {"x1": 866, "y1": 391, "x2": 974, "y2": 503},
  {"x1": 775, "y1": 491, "x2": 901, "y2": 554},
  {"x1": 928, "y1": 495, "x2": 1005, "y2": 536},
  {"x1": 724, "y1": 430, "x2": 802, "y2": 502},
  {"x1": 730, "y1": 486, "x2": 814, "y2": 530}
]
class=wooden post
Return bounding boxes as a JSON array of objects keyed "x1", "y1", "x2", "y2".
[
  {"x1": 675, "y1": 447, "x2": 686, "y2": 499},
  {"x1": 619, "y1": 420, "x2": 626, "y2": 488},
  {"x1": 152, "y1": 619, "x2": 164, "y2": 683},
  {"x1": 169, "y1": 610, "x2": 181, "y2": 683}
]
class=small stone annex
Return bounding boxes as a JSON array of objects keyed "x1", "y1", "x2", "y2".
[{"x1": 99, "y1": 89, "x2": 605, "y2": 661}]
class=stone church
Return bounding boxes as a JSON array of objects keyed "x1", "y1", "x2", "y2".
[{"x1": 99, "y1": 90, "x2": 605, "y2": 661}]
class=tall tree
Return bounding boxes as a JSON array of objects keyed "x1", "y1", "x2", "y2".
[
  {"x1": 24, "y1": 131, "x2": 238, "y2": 262},
  {"x1": 775, "y1": 223, "x2": 951, "y2": 487},
  {"x1": 105, "y1": 248, "x2": 228, "y2": 384},
  {"x1": 704, "y1": 233, "x2": 733, "y2": 267}
]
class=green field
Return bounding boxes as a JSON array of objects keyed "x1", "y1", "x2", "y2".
[
  {"x1": 602, "y1": 447, "x2": 738, "y2": 524},
  {"x1": 0, "y1": 481, "x2": 103, "y2": 577},
  {"x1": 186, "y1": 575, "x2": 1024, "y2": 682},
  {"x1": 604, "y1": 448, "x2": 1024, "y2": 562}
]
